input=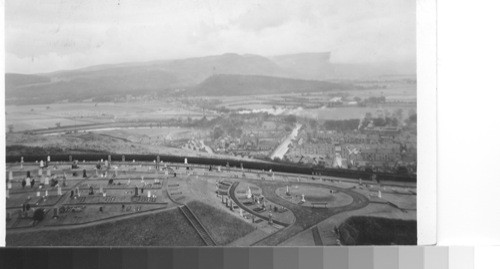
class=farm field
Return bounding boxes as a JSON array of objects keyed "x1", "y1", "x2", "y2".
[{"x1": 5, "y1": 102, "x2": 203, "y2": 132}]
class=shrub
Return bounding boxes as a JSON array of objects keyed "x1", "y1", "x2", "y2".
[{"x1": 33, "y1": 208, "x2": 45, "y2": 222}]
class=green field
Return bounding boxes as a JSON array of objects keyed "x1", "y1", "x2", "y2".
[
  {"x1": 6, "y1": 209, "x2": 205, "y2": 246},
  {"x1": 187, "y1": 200, "x2": 256, "y2": 245}
]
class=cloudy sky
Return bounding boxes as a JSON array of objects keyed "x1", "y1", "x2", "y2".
[{"x1": 5, "y1": 0, "x2": 415, "y2": 74}]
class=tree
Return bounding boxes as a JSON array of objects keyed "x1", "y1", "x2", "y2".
[
  {"x1": 284, "y1": 114, "x2": 297, "y2": 125},
  {"x1": 409, "y1": 113, "x2": 417, "y2": 123},
  {"x1": 33, "y1": 208, "x2": 45, "y2": 222},
  {"x1": 213, "y1": 126, "x2": 224, "y2": 140},
  {"x1": 309, "y1": 119, "x2": 318, "y2": 129}
]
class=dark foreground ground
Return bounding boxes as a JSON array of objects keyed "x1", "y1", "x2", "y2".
[{"x1": 339, "y1": 216, "x2": 417, "y2": 245}]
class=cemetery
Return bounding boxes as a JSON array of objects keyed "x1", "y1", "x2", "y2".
[
  {"x1": 5, "y1": 156, "x2": 416, "y2": 246},
  {"x1": 275, "y1": 184, "x2": 354, "y2": 209}
]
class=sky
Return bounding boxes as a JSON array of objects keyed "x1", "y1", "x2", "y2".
[{"x1": 4, "y1": 0, "x2": 416, "y2": 74}]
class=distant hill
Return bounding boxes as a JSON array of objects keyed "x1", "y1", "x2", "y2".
[
  {"x1": 5, "y1": 53, "x2": 285, "y2": 104},
  {"x1": 5, "y1": 52, "x2": 413, "y2": 104},
  {"x1": 190, "y1": 74, "x2": 353, "y2": 96}
]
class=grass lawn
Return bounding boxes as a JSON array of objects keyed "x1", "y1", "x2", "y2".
[
  {"x1": 6, "y1": 209, "x2": 205, "y2": 246},
  {"x1": 187, "y1": 200, "x2": 256, "y2": 245},
  {"x1": 338, "y1": 216, "x2": 416, "y2": 245}
]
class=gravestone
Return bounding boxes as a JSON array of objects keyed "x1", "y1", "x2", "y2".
[
  {"x1": 246, "y1": 187, "x2": 252, "y2": 199},
  {"x1": 40, "y1": 160, "x2": 44, "y2": 168},
  {"x1": 108, "y1": 155, "x2": 112, "y2": 165},
  {"x1": 53, "y1": 207, "x2": 58, "y2": 218},
  {"x1": 21, "y1": 157, "x2": 24, "y2": 168},
  {"x1": 45, "y1": 177, "x2": 50, "y2": 186},
  {"x1": 27, "y1": 171, "x2": 31, "y2": 178},
  {"x1": 57, "y1": 186, "x2": 62, "y2": 196},
  {"x1": 38, "y1": 169, "x2": 43, "y2": 176},
  {"x1": 127, "y1": 178, "x2": 131, "y2": 185},
  {"x1": 47, "y1": 169, "x2": 51, "y2": 177},
  {"x1": 141, "y1": 187, "x2": 144, "y2": 194},
  {"x1": 30, "y1": 178, "x2": 35, "y2": 188},
  {"x1": 70, "y1": 190, "x2": 74, "y2": 197},
  {"x1": 378, "y1": 190, "x2": 382, "y2": 199},
  {"x1": 36, "y1": 191, "x2": 40, "y2": 197},
  {"x1": 8, "y1": 171, "x2": 13, "y2": 181},
  {"x1": 7, "y1": 181, "x2": 12, "y2": 190},
  {"x1": 83, "y1": 169, "x2": 87, "y2": 178},
  {"x1": 147, "y1": 191, "x2": 151, "y2": 198},
  {"x1": 89, "y1": 186, "x2": 94, "y2": 195},
  {"x1": 134, "y1": 187, "x2": 138, "y2": 196},
  {"x1": 45, "y1": 190, "x2": 49, "y2": 197},
  {"x1": 184, "y1": 158, "x2": 188, "y2": 164}
]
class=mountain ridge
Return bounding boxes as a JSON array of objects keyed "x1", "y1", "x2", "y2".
[{"x1": 5, "y1": 52, "x2": 415, "y2": 104}]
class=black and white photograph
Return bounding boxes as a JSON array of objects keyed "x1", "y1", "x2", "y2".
[{"x1": 3, "y1": 0, "x2": 419, "y2": 246}]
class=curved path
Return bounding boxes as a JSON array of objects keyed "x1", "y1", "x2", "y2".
[
  {"x1": 229, "y1": 179, "x2": 369, "y2": 246},
  {"x1": 6, "y1": 206, "x2": 175, "y2": 234}
]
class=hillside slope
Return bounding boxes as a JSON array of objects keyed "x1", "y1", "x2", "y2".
[{"x1": 190, "y1": 74, "x2": 353, "y2": 96}]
